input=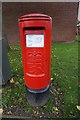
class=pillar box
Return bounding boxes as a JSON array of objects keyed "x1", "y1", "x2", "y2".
[{"x1": 18, "y1": 13, "x2": 52, "y2": 106}]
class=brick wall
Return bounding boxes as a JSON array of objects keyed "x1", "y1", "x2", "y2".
[{"x1": 2, "y1": 2, "x2": 78, "y2": 45}]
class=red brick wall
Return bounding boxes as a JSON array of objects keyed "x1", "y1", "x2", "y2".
[{"x1": 2, "y1": 2, "x2": 78, "y2": 45}]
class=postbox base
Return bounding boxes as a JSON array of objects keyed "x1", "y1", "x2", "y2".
[{"x1": 26, "y1": 85, "x2": 50, "y2": 107}]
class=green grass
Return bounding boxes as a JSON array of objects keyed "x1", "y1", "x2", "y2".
[
  {"x1": 2, "y1": 41, "x2": 79, "y2": 118},
  {"x1": 51, "y1": 42, "x2": 78, "y2": 117}
]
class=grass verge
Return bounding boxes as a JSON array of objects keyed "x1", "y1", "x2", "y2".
[{"x1": 2, "y1": 41, "x2": 79, "y2": 118}]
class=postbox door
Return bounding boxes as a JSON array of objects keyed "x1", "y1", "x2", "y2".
[{"x1": 24, "y1": 28, "x2": 48, "y2": 88}]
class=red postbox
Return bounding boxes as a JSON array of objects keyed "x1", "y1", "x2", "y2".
[{"x1": 18, "y1": 13, "x2": 52, "y2": 106}]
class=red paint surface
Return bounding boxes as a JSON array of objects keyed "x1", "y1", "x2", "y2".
[{"x1": 18, "y1": 13, "x2": 52, "y2": 89}]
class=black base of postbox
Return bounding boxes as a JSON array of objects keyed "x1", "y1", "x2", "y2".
[{"x1": 26, "y1": 85, "x2": 50, "y2": 107}]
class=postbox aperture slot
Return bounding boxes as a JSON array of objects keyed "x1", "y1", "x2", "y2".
[
  {"x1": 26, "y1": 34, "x2": 44, "y2": 47},
  {"x1": 24, "y1": 26, "x2": 45, "y2": 30}
]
